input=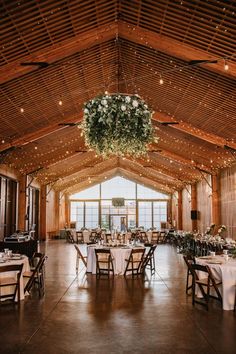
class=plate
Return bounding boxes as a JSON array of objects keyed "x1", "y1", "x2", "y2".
[
  {"x1": 198, "y1": 256, "x2": 212, "y2": 260},
  {"x1": 11, "y1": 256, "x2": 22, "y2": 260}
]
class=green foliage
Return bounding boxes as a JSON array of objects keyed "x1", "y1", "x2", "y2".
[{"x1": 82, "y1": 94, "x2": 156, "y2": 157}]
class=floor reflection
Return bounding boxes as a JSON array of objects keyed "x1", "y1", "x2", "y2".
[{"x1": 80, "y1": 274, "x2": 151, "y2": 321}]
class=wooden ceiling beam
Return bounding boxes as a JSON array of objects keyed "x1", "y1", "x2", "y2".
[
  {"x1": 0, "y1": 22, "x2": 118, "y2": 84},
  {"x1": 135, "y1": 157, "x2": 197, "y2": 183},
  {"x1": 119, "y1": 169, "x2": 174, "y2": 194},
  {"x1": 65, "y1": 168, "x2": 119, "y2": 195},
  {"x1": 147, "y1": 146, "x2": 213, "y2": 174},
  {"x1": 119, "y1": 160, "x2": 182, "y2": 189},
  {"x1": 152, "y1": 111, "x2": 236, "y2": 150},
  {"x1": 53, "y1": 159, "x2": 117, "y2": 190},
  {"x1": 118, "y1": 20, "x2": 236, "y2": 79},
  {"x1": 0, "y1": 112, "x2": 83, "y2": 153}
]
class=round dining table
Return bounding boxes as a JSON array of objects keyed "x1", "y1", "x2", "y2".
[
  {"x1": 87, "y1": 244, "x2": 145, "y2": 275},
  {"x1": 196, "y1": 255, "x2": 236, "y2": 310}
]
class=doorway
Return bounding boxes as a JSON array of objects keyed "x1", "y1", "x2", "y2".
[{"x1": 110, "y1": 215, "x2": 127, "y2": 232}]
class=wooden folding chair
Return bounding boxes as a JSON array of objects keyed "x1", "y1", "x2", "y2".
[
  {"x1": 74, "y1": 245, "x2": 87, "y2": 274},
  {"x1": 76, "y1": 231, "x2": 84, "y2": 244},
  {"x1": 0, "y1": 264, "x2": 23, "y2": 303},
  {"x1": 183, "y1": 254, "x2": 196, "y2": 294},
  {"x1": 191, "y1": 263, "x2": 222, "y2": 310},
  {"x1": 151, "y1": 232, "x2": 159, "y2": 244},
  {"x1": 141, "y1": 244, "x2": 157, "y2": 275},
  {"x1": 66, "y1": 230, "x2": 75, "y2": 243},
  {"x1": 95, "y1": 249, "x2": 114, "y2": 278},
  {"x1": 124, "y1": 248, "x2": 145, "y2": 277},
  {"x1": 24, "y1": 254, "x2": 47, "y2": 297}
]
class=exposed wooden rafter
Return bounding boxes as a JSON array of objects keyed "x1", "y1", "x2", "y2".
[
  {"x1": 0, "y1": 23, "x2": 118, "y2": 84},
  {"x1": 118, "y1": 21, "x2": 236, "y2": 79},
  {"x1": 152, "y1": 112, "x2": 236, "y2": 150}
]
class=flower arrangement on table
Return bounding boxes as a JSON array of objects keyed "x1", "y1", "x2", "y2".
[
  {"x1": 82, "y1": 93, "x2": 156, "y2": 157},
  {"x1": 205, "y1": 223, "x2": 215, "y2": 235},
  {"x1": 217, "y1": 225, "x2": 227, "y2": 236}
]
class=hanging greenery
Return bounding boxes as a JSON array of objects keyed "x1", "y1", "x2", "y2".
[{"x1": 82, "y1": 94, "x2": 157, "y2": 157}]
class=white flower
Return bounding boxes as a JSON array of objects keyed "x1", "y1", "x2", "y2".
[
  {"x1": 132, "y1": 100, "x2": 139, "y2": 107},
  {"x1": 101, "y1": 99, "x2": 107, "y2": 106},
  {"x1": 121, "y1": 104, "x2": 126, "y2": 111},
  {"x1": 84, "y1": 108, "x2": 89, "y2": 114},
  {"x1": 125, "y1": 96, "x2": 131, "y2": 103}
]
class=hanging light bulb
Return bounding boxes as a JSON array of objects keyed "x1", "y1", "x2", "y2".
[
  {"x1": 159, "y1": 76, "x2": 164, "y2": 85},
  {"x1": 58, "y1": 100, "x2": 63, "y2": 106},
  {"x1": 20, "y1": 107, "x2": 24, "y2": 113},
  {"x1": 224, "y1": 60, "x2": 229, "y2": 71}
]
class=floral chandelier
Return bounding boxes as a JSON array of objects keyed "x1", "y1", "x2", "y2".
[{"x1": 82, "y1": 93, "x2": 156, "y2": 157}]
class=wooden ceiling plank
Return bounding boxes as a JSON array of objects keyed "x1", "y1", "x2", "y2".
[
  {"x1": 152, "y1": 111, "x2": 236, "y2": 150},
  {"x1": 118, "y1": 21, "x2": 236, "y2": 79},
  {"x1": 0, "y1": 22, "x2": 118, "y2": 84}
]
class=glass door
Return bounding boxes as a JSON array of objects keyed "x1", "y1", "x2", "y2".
[{"x1": 110, "y1": 215, "x2": 127, "y2": 232}]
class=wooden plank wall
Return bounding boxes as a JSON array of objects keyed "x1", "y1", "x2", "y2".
[
  {"x1": 221, "y1": 165, "x2": 236, "y2": 239},
  {"x1": 46, "y1": 189, "x2": 59, "y2": 238},
  {"x1": 196, "y1": 176, "x2": 212, "y2": 235},
  {"x1": 182, "y1": 188, "x2": 192, "y2": 232},
  {"x1": 59, "y1": 193, "x2": 66, "y2": 230}
]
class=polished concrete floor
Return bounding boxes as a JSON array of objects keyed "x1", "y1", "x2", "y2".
[{"x1": 0, "y1": 241, "x2": 235, "y2": 354}]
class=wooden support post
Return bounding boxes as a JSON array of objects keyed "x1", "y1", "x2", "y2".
[
  {"x1": 54, "y1": 191, "x2": 60, "y2": 235},
  {"x1": 168, "y1": 199, "x2": 172, "y2": 228},
  {"x1": 40, "y1": 185, "x2": 47, "y2": 241},
  {"x1": 177, "y1": 190, "x2": 183, "y2": 230},
  {"x1": 65, "y1": 194, "x2": 70, "y2": 227},
  {"x1": 191, "y1": 183, "x2": 198, "y2": 232},
  {"x1": 18, "y1": 175, "x2": 27, "y2": 231},
  {"x1": 211, "y1": 174, "x2": 221, "y2": 227}
]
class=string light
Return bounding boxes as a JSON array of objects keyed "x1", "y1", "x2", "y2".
[
  {"x1": 159, "y1": 76, "x2": 164, "y2": 85},
  {"x1": 58, "y1": 100, "x2": 63, "y2": 106},
  {"x1": 224, "y1": 60, "x2": 229, "y2": 71},
  {"x1": 20, "y1": 108, "x2": 24, "y2": 113}
]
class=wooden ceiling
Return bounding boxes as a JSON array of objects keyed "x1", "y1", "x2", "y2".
[{"x1": 0, "y1": 0, "x2": 236, "y2": 194}]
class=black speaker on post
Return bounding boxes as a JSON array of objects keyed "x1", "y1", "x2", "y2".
[{"x1": 191, "y1": 210, "x2": 198, "y2": 220}]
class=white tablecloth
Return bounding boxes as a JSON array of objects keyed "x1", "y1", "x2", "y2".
[
  {"x1": 196, "y1": 255, "x2": 236, "y2": 310},
  {"x1": 0, "y1": 255, "x2": 30, "y2": 301},
  {"x1": 87, "y1": 245, "x2": 144, "y2": 275}
]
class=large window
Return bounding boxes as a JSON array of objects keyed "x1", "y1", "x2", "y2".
[
  {"x1": 153, "y1": 201, "x2": 168, "y2": 229},
  {"x1": 138, "y1": 202, "x2": 152, "y2": 229},
  {"x1": 70, "y1": 202, "x2": 84, "y2": 229},
  {"x1": 85, "y1": 202, "x2": 99, "y2": 228},
  {"x1": 70, "y1": 177, "x2": 170, "y2": 230}
]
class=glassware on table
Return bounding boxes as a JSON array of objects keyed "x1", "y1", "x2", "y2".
[{"x1": 224, "y1": 254, "x2": 229, "y2": 262}]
